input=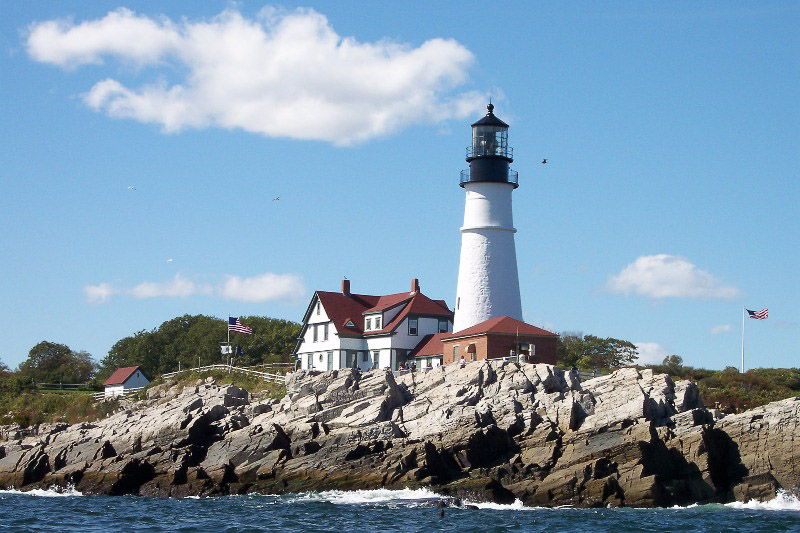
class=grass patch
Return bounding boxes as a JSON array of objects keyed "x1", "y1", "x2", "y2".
[
  {"x1": 147, "y1": 369, "x2": 286, "y2": 400},
  {"x1": 0, "y1": 392, "x2": 120, "y2": 427},
  {"x1": 644, "y1": 364, "x2": 800, "y2": 413}
]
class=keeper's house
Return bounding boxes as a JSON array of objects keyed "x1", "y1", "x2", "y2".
[
  {"x1": 103, "y1": 365, "x2": 150, "y2": 398},
  {"x1": 294, "y1": 278, "x2": 453, "y2": 371}
]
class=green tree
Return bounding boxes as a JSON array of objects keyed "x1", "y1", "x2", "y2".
[
  {"x1": 97, "y1": 314, "x2": 301, "y2": 379},
  {"x1": 0, "y1": 358, "x2": 8, "y2": 372},
  {"x1": 557, "y1": 333, "x2": 638, "y2": 370},
  {"x1": 662, "y1": 355, "x2": 684, "y2": 368},
  {"x1": 17, "y1": 341, "x2": 96, "y2": 383}
]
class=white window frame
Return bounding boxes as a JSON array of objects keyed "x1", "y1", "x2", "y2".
[{"x1": 408, "y1": 318, "x2": 418, "y2": 336}]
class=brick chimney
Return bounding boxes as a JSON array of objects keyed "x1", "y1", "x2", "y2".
[
  {"x1": 411, "y1": 278, "x2": 420, "y2": 293},
  {"x1": 342, "y1": 278, "x2": 350, "y2": 296}
]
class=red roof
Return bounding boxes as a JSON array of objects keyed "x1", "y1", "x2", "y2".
[
  {"x1": 367, "y1": 292, "x2": 452, "y2": 336},
  {"x1": 444, "y1": 316, "x2": 557, "y2": 340},
  {"x1": 316, "y1": 289, "x2": 452, "y2": 337},
  {"x1": 409, "y1": 333, "x2": 449, "y2": 358},
  {"x1": 104, "y1": 366, "x2": 144, "y2": 386},
  {"x1": 363, "y1": 293, "x2": 411, "y2": 314}
]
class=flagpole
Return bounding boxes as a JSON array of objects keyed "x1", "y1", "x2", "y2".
[{"x1": 740, "y1": 307, "x2": 745, "y2": 373}]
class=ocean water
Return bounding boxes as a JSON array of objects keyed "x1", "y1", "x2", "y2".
[{"x1": 1, "y1": 487, "x2": 799, "y2": 532}]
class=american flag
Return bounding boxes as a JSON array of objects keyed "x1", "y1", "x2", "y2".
[
  {"x1": 228, "y1": 317, "x2": 253, "y2": 334},
  {"x1": 746, "y1": 308, "x2": 768, "y2": 320}
]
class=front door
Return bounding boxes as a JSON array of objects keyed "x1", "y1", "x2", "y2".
[{"x1": 327, "y1": 351, "x2": 333, "y2": 370}]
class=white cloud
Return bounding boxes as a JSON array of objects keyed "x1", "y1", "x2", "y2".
[
  {"x1": 129, "y1": 274, "x2": 210, "y2": 299},
  {"x1": 607, "y1": 254, "x2": 740, "y2": 300},
  {"x1": 634, "y1": 341, "x2": 670, "y2": 365},
  {"x1": 84, "y1": 282, "x2": 115, "y2": 304},
  {"x1": 219, "y1": 273, "x2": 306, "y2": 303},
  {"x1": 710, "y1": 324, "x2": 732, "y2": 335},
  {"x1": 84, "y1": 272, "x2": 304, "y2": 303},
  {"x1": 26, "y1": 7, "x2": 482, "y2": 144}
]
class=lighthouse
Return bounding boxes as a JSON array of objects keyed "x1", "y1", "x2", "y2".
[{"x1": 453, "y1": 103, "x2": 523, "y2": 332}]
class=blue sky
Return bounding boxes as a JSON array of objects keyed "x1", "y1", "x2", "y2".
[{"x1": 1, "y1": 1, "x2": 798, "y2": 371}]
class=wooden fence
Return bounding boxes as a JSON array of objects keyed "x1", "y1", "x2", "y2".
[
  {"x1": 161, "y1": 364, "x2": 286, "y2": 384},
  {"x1": 92, "y1": 386, "x2": 146, "y2": 402},
  {"x1": 36, "y1": 383, "x2": 90, "y2": 391},
  {"x1": 92, "y1": 364, "x2": 286, "y2": 403}
]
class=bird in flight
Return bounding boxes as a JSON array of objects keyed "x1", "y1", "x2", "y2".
[
  {"x1": 127, "y1": 185, "x2": 137, "y2": 190},
  {"x1": 541, "y1": 159, "x2": 548, "y2": 164},
  {"x1": 272, "y1": 196, "x2": 280, "y2": 201}
]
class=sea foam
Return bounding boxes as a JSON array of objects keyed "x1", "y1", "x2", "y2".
[
  {"x1": 725, "y1": 490, "x2": 800, "y2": 511},
  {"x1": 0, "y1": 485, "x2": 83, "y2": 497},
  {"x1": 293, "y1": 488, "x2": 544, "y2": 510},
  {"x1": 294, "y1": 487, "x2": 442, "y2": 505}
]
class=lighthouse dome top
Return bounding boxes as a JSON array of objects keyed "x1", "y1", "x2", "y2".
[{"x1": 471, "y1": 103, "x2": 509, "y2": 128}]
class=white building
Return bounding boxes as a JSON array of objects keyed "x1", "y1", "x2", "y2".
[
  {"x1": 294, "y1": 278, "x2": 453, "y2": 371},
  {"x1": 453, "y1": 103, "x2": 523, "y2": 332},
  {"x1": 103, "y1": 366, "x2": 150, "y2": 398}
]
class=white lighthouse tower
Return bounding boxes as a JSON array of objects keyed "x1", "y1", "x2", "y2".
[{"x1": 453, "y1": 104, "x2": 523, "y2": 332}]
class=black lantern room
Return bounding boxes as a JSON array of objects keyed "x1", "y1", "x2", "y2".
[{"x1": 460, "y1": 103, "x2": 518, "y2": 188}]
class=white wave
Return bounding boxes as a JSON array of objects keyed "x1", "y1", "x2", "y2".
[
  {"x1": 0, "y1": 485, "x2": 83, "y2": 497},
  {"x1": 725, "y1": 490, "x2": 800, "y2": 511},
  {"x1": 294, "y1": 487, "x2": 443, "y2": 505},
  {"x1": 467, "y1": 498, "x2": 542, "y2": 511},
  {"x1": 293, "y1": 488, "x2": 545, "y2": 511}
]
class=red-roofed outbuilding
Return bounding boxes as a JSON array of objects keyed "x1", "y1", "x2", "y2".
[
  {"x1": 436, "y1": 316, "x2": 557, "y2": 366},
  {"x1": 103, "y1": 366, "x2": 150, "y2": 398}
]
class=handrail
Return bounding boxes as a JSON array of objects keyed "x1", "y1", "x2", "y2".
[{"x1": 460, "y1": 169, "x2": 518, "y2": 186}]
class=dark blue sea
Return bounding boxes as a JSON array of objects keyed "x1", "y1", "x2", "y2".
[{"x1": 2, "y1": 487, "x2": 800, "y2": 532}]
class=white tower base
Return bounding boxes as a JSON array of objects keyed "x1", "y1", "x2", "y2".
[{"x1": 453, "y1": 181, "x2": 522, "y2": 332}]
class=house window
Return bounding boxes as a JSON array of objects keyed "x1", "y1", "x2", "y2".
[
  {"x1": 374, "y1": 317, "x2": 381, "y2": 329},
  {"x1": 323, "y1": 323, "x2": 329, "y2": 341},
  {"x1": 346, "y1": 351, "x2": 356, "y2": 368},
  {"x1": 327, "y1": 351, "x2": 333, "y2": 371},
  {"x1": 372, "y1": 351, "x2": 380, "y2": 369},
  {"x1": 361, "y1": 352, "x2": 368, "y2": 362},
  {"x1": 438, "y1": 319, "x2": 448, "y2": 333},
  {"x1": 365, "y1": 318, "x2": 372, "y2": 331},
  {"x1": 457, "y1": 297, "x2": 460, "y2": 309},
  {"x1": 408, "y1": 318, "x2": 418, "y2": 336},
  {"x1": 307, "y1": 354, "x2": 313, "y2": 369},
  {"x1": 313, "y1": 324, "x2": 319, "y2": 342},
  {"x1": 316, "y1": 301, "x2": 321, "y2": 315},
  {"x1": 453, "y1": 345, "x2": 459, "y2": 361}
]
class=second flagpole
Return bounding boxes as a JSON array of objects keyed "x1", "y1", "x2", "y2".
[{"x1": 740, "y1": 307, "x2": 745, "y2": 373}]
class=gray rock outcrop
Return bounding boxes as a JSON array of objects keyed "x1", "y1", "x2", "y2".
[{"x1": 0, "y1": 363, "x2": 798, "y2": 507}]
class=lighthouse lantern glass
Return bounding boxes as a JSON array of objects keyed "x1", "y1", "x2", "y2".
[{"x1": 472, "y1": 125, "x2": 508, "y2": 157}]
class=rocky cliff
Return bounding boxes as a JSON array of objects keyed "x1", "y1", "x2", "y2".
[{"x1": 1, "y1": 362, "x2": 798, "y2": 507}]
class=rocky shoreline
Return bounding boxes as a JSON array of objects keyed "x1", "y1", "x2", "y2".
[{"x1": 1, "y1": 362, "x2": 798, "y2": 507}]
